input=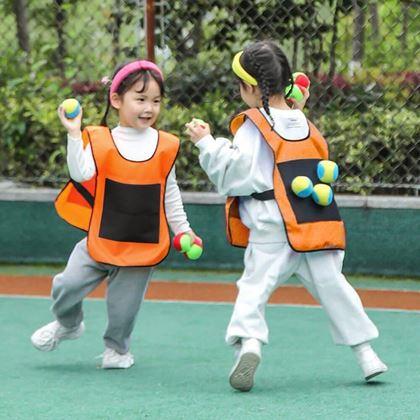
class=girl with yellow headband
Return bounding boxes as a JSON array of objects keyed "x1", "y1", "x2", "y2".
[{"x1": 186, "y1": 40, "x2": 387, "y2": 392}]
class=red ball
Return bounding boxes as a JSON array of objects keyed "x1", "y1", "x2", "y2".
[
  {"x1": 173, "y1": 233, "x2": 192, "y2": 253},
  {"x1": 297, "y1": 84, "x2": 306, "y2": 94},
  {"x1": 293, "y1": 72, "x2": 311, "y2": 89}
]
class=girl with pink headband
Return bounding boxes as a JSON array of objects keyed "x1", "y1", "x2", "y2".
[{"x1": 31, "y1": 60, "x2": 200, "y2": 370}]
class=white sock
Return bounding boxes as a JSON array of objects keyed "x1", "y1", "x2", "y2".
[{"x1": 241, "y1": 338, "x2": 262, "y2": 357}]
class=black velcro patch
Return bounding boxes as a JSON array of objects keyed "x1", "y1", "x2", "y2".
[
  {"x1": 277, "y1": 159, "x2": 342, "y2": 224},
  {"x1": 99, "y1": 178, "x2": 160, "y2": 243}
]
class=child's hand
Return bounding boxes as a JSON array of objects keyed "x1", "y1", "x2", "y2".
[
  {"x1": 57, "y1": 105, "x2": 83, "y2": 138},
  {"x1": 289, "y1": 87, "x2": 310, "y2": 111},
  {"x1": 184, "y1": 229, "x2": 199, "y2": 243},
  {"x1": 185, "y1": 118, "x2": 211, "y2": 144}
]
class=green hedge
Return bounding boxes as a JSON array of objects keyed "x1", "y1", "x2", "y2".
[{"x1": 0, "y1": 60, "x2": 418, "y2": 194}]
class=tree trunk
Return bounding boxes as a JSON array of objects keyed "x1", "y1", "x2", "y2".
[
  {"x1": 12, "y1": 0, "x2": 30, "y2": 54},
  {"x1": 112, "y1": 0, "x2": 123, "y2": 65},
  {"x1": 400, "y1": 1, "x2": 410, "y2": 51},
  {"x1": 292, "y1": 27, "x2": 298, "y2": 69},
  {"x1": 350, "y1": 0, "x2": 365, "y2": 75},
  {"x1": 54, "y1": 0, "x2": 67, "y2": 77},
  {"x1": 369, "y1": 1, "x2": 380, "y2": 41},
  {"x1": 328, "y1": 0, "x2": 340, "y2": 80}
]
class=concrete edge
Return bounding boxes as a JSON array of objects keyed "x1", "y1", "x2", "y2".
[{"x1": 0, "y1": 187, "x2": 420, "y2": 209}]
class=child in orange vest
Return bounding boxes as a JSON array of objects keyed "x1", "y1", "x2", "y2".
[
  {"x1": 31, "y1": 60, "x2": 197, "y2": 368},
  {"x1": 186, "y1": 40, "x2": 387, "y2": 391}
]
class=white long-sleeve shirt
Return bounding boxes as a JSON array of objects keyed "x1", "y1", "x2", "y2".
[
  {"x1": 196, "y1": 107, "x2": 310, "y2": 243},
  {"x1": 67, "y1": 125, "x2": 190, "y2": 235}
]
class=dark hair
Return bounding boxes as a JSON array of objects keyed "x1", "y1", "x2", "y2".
[
  {"x1": 100, "y1": 62, "x2": 165, "y2": 127},
  {"x1": 240, "y1": 40, "x2": 293, "y2": 126}
]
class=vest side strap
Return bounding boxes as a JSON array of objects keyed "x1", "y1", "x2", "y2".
[
  {"x1": 70, "y1": 179, "x2": 94, "y2": 207},
  {"x1": 251, "y1": 189, "x2": 275, "y2": 201}
]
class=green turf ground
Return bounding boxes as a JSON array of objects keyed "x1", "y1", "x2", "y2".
[{"x1": 1, "y1": 296, "x2": 419, "y2": 419}]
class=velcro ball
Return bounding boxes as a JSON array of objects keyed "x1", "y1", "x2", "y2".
[
  {"x1": 173, "y1": 233, "x2": 203, "y2": 260},
  {"x1": 173, "y1": 233, "x2": 193, "y2": 253},
  {"x1": 192, "y1": 118, "x2": 206, "y2": 127},
  {"x1": 312, "y1": 184, "x2": 333, "y2": 206},
  {"x1": 285, "y1": 84, "x2": 304, "y2": 102},
  {"x1": 186, "y1": 237, "x2": 203, "y2": 260},
  {"x1": 61, "y1": 98, "x2": 81, "y2": 119},
  {"x1": 293, "y1": 72, "x2": 311, "y2": 89},
  {"x1": 317, "y1": 160, "x2": 339, "y2": 183},
  {"x1": 291, "y1": 176, "x2": 313, "y2": 198}
]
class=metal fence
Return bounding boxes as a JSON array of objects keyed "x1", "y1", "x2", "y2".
[{"x1": 1, "y1": 0, "x2": 419, "y2": 194}]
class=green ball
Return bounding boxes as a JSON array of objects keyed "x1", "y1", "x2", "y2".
[
  {"x1": 193, "y1": 118, "x2": 206, "y2": 126},
  {"x1": 312, "y1": 184, "x2": 333, "y2": 206},
  {"x1": 186, "y1": 244, "x2": 203, "y2": 260},
  {"x1": 285, "y1": 84, "x2": 304, "y2": 102},
  {"x1": 179, "y1": 234, "x2": 192, "y2": 252},
  {"x1": 317, "y1": 160, "x2": 339, "y2": 183},
  {"x1": 291, "y1": 176, "x2": 313, "y2": 198}
]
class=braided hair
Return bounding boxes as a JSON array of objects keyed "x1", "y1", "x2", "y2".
[
  {"x1": 240, "y1": 40, "x2": 294, "y2": 127},
  {"x1": 100, "y1": 63, "x2": 165, "y2": 127}
]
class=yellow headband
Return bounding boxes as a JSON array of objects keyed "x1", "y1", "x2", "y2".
[{"x1": 232, "y1": 51, "x2": 258, "y2": 86}]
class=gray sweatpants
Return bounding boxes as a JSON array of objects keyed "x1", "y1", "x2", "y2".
[{"x1": 51, "y1": 238, "x2": 152, "y2": 354}]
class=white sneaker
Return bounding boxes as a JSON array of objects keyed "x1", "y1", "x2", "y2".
[
  {"x1": 353, "y1": 343, "x2": 388, "y2": 381},
  {"x1": 31, "y1": 320, "x2": 85, "y2": 352},
  {"x1": 229, "y1": 338, "x2": 261, "y2": 392},
  {"x1": 101, "y1": 347, "x2": 134, "y2": 369}
]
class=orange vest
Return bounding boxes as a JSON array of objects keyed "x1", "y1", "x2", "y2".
[
  {"x1": 226, "y1": 109, "x2": 346, "y2": 252},
  {"x1": 55, "y1": 126, "x2": 180, "y2": 266}
]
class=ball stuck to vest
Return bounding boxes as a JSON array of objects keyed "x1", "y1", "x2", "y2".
[
  {"x1": 317, "y1": 160, "x2": 339, "y2": 184},
  {"x1": 291, "y1": 176, "x2": 314, "y2": 198},
  {"x1": 61, "y1": 98, "x2": 81, "y2": 119},
  {"x1": 312, "y1": 184, "x2": 334, "y2": 206}
]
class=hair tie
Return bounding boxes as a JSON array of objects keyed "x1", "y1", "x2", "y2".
[{"x1": 101, "y1": 76, "x2": 112, "y2": 86}]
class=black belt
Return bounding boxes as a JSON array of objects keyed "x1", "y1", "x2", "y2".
[{"x1": 251, "y1": 189, "x2": 275, "y2": 201}]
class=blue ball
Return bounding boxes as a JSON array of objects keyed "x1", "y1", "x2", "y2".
[
  {"x1": 317, "y1": 160, "x2": 339, "y2": 183},
  {"x1": 62, "y1": 98, "x2": 81, "y2": 119},
  {"x1": 312, "y1": 184, "x2": 334, "y2": 206},
  {"x1": 291, "y1": 176, "x2": 314, "y2": 198}
]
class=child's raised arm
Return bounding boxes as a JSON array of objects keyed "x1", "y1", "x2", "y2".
[{"x1": 185, "y1": 118, "x2": 264, "y2": 197}]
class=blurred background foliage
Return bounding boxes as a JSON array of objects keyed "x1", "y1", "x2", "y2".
[{"x1": 0, "y1": 0, "x2": 418, "y2": 194}]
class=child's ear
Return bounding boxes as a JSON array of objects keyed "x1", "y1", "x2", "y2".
[
  {"x1": 251, "y1": 85, "x2": 260, "y2": 95},
  {"x1": 242, "y1": 82, "x2": 253, "y2": 92},
  {"x1": 110, "y1": 92, "x2": 122, "y2": 110}
]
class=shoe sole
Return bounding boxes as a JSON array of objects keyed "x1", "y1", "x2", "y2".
[
  {"x1": 229, "y1": 352, "x2": 260, "y2": 392},
  {"x1": 365, "y1": 367, "x2": 388, "y2": 381},
  {"x1": 101, "y1": 361, "x2": 134, "y2": 369}
]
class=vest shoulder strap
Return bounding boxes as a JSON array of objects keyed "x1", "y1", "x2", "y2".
[
  {"x1": 158, "y1": 130, "x2": 180, "y2": 147},
  {"x1": 230, "y1": 109, "x2": 328, "y2": 156},
  {"x1": 81, "y1": 126, "x2": 110, "y2": 148},
  {"x1": 230, "y1": 109, "x2": 264, "y2": 135}
]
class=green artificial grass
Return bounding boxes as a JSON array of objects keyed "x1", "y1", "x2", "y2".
[{"x1": 0, "y1": 297, "x2": 419, "y2": 419}]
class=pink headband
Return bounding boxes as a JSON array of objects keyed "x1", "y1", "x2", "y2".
[{"x1": 109, "y1": 60, "x2": 163, "y2": 98}]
